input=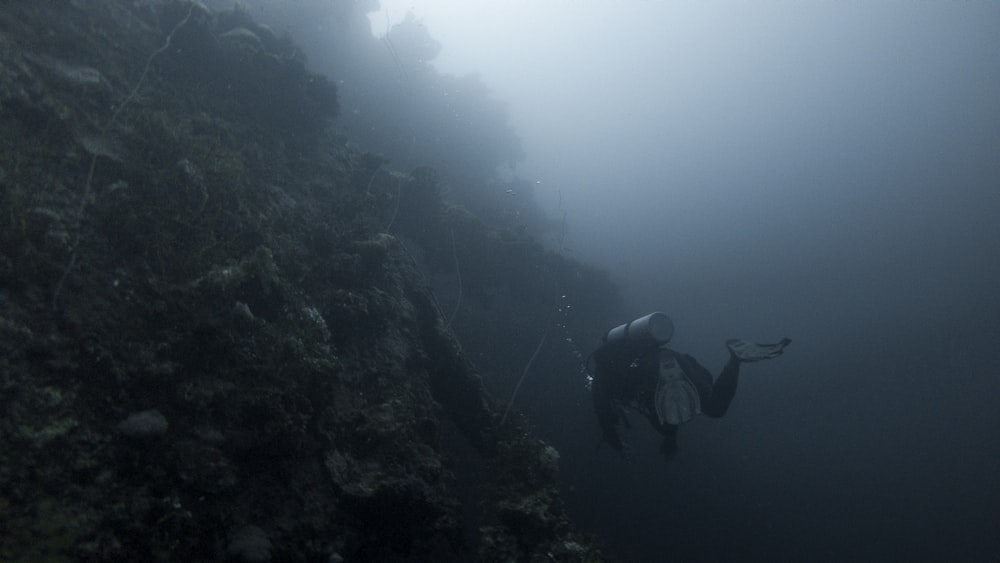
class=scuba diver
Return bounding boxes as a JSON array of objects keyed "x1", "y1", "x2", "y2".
[{"x1": 591, "y1": 312, "x2": 791, "y2": 460}]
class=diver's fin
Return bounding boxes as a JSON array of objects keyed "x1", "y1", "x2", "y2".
[
  {"x1": 654, "y1": 354, "x2": 701, "y2": 425},
  {"x1": 726, "y1": 338, "x2": 792, "y2": 362}
]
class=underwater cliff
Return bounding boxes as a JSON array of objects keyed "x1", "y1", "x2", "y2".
[{"x1": 0, "y1": 1, "x2": 617, "y2": 561}]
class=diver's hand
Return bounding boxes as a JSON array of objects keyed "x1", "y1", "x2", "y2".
[{"x1": 726, "y1": 338, "x2": 792, "y2": 363}]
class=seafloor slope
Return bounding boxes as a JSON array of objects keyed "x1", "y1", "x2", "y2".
[{"x1": 0, "y1": 1, "x2": 608, "y2": 561}]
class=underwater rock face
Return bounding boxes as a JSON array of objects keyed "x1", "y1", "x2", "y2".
[
  {"x1": 0, "y1": 1, "x2": 607, "y2": 561},
  {"x1": 227, "y1": 525, "x2": 272, "y2": 563},
  {"x1": 27, "y1": 53, "x2": 105, "y2": 86},
  {"x1": 116, "y1": 409, "x2": 169, "y2": 438}
]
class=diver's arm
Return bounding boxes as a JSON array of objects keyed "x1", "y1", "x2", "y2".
[{"x1": 675, "y1": 352, "x2": 739, "y2": 418}]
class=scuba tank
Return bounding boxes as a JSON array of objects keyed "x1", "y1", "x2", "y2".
[
  {"x1": 604, "y1": 312, "x2": 674, "y2": 346},
  {"x1": 601, "y1": 313, "x2": 699, "y2": 425},
  {"x1": 592, "y1": 312, "x2": 673, "y2": 379},
  {"x1": 592, "y1": 312, "x2": 700, "y2": 437}
]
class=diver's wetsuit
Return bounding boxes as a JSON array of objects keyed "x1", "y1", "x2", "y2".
[{"x1": 592, "y1": 342, "x2": 740, "y2": 458}]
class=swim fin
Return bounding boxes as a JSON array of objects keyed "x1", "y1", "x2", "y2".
[
  {"x1": 726, "y1": 338, "x2": 792, "y2": 362},
  {"x1": 654, "y1": 354, "x2": 701, "y2": 425}
]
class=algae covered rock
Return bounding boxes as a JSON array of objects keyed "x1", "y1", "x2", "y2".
[
  {"x1": 117, "y1": 409, "x2": 169, "y2": 439},
  {"x1": 0, "y1": 1, "x2": 608, "y2": 561},
  {"x1": 227, "y1": 525, "x2": 273, "y2": 563}
]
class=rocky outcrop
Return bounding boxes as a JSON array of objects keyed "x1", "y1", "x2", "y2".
[{"x1": 0, "y1": 1, "x2": 606, "y2": 561}]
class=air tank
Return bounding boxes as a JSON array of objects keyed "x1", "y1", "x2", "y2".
[{"x1": 604, "y1": 312, "x2": 674, "y2": 345}]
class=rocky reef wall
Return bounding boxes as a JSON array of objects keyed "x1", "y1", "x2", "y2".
[{"x1": 0, "y1": 1, "x2": 607, "y2": 561}]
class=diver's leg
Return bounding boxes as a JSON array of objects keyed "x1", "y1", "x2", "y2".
[
  {"x1": 649, "y1": 418, "x2": 679, "y2": 460},
  {"x1": 701, "y1": 353, "x2": 740, "y2": 417}
]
